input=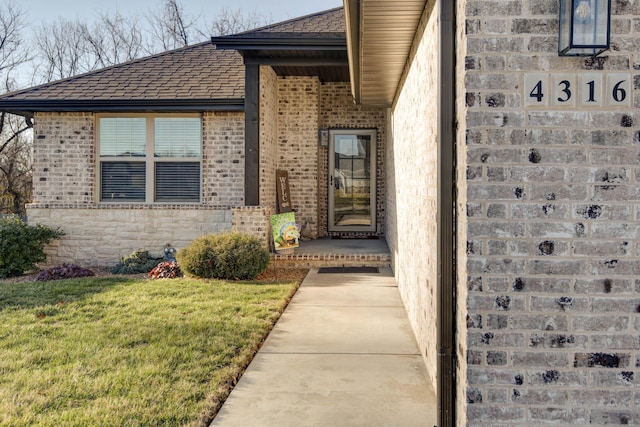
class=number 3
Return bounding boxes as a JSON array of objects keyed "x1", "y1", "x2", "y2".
[{"x1": 557, "y1": 80, "x2": 571, "y2": 102}]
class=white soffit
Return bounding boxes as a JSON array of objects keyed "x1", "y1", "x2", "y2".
[{"x1": 345, "y1": 0, "x2": 427, "y2": 106}]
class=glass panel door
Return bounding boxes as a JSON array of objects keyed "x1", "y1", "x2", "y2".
[{"x1": 328, "y1": 130, "x2": 376, "y2": 232}]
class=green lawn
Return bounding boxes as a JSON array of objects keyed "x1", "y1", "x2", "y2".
[{"x1": 0, "y1": 273, "x2": 304, "y2": 426}]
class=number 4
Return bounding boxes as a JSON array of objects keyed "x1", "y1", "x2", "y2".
[{"x1": 529, "y1": 80, "x2": 544, "y2": 102}]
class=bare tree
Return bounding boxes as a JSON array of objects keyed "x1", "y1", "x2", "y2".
[
  {"x1": 0, "y1": 2, "x2": 33, "y2": 215},
  {"x1": 0, "y1": 1, "x2": 30, "y2": 89},
  {"x1": 146, "y1": 0, "x2": 200, "y2": 51},
  {"x1": 84, "y1": 11, "x2": 147, "y2": 69},
  {"x1": 204, "y1": 6, "x2": 271, "y2": 37},
  {"x1": 33, "y1": 18, "x2": 89, "y2": 82},
  {"x1": 33, "y1": 11, "x2": 149, "y2": 83},
  {"x1": 32, "y1": 0, "x2": 273, "y2": 83},
  {"x1": 0, "y1": 112, "x2": 32, "y2": 215}
]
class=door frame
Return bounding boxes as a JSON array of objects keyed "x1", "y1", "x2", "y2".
[{"x1": 328, "y1": 129, "x2": 377, "y2": 233}]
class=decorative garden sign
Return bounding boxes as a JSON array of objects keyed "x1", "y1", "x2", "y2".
[{"x1": 270, "y1": 212, "x2": 299, "y2": 251}]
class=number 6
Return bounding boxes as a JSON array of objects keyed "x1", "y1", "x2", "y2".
[{"x1": 612, "y1": 80, "x2": 626, "y2": 103}]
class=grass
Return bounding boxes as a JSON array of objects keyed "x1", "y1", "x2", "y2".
[{"x1": 0, "y1": 272, "x2": 304, "y2": 426}]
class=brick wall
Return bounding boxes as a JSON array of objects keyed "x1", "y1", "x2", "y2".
[
  {"x1": 277, "y1": 76, "x2": 320, "y2": 237},
  {"x1": 456, "y1": 0, "x2": 471, "y2": 423},
  {"x1": 202, "y1": 111, "x2": 245, "y2": 206},
  {"x1": 260, "y1": 66, "x2": 278, "y2": 207},
  {"x1": 32, "y1": 112, "x2": 94, "y2": 204},
  {"x1": 231, "y1": 206, "x2": 275, "y2": 249},
  {"x1": 28, "y1": 111, "x2": 243, "y2": 266},
  {"x1": 388, "y1": 7, "x2": 440, "y2": 391},
  {"x1": 319, "y1": 82, "x2": 387, "y2": 237},
  {"x1": 462, "y1": 0, "x2": 640, "y2": 424}
]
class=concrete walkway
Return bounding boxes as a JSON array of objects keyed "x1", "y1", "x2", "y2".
[{"x1": 210, "y1": 268, "x2": 437, "y2": 427}]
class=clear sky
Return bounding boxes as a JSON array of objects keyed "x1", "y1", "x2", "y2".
[{"x1": 24, "y1": 0, "x2": 343, "y2": 27}]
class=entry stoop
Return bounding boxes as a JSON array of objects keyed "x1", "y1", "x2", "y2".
[{"x1": 270, "y1": 237, "x2": 391, "y2": 269}]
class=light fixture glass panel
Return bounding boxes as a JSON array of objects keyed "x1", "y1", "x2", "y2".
[{"x1": 559, "y1": 0, "x2": 611, "y2": 57}]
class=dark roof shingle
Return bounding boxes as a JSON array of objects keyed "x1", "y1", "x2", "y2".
[
  {"x1": 234, "y1": 7, "x2": 345, "y2": 38},
  {"x1": 0, "y1": 7, "x2": 346, "y2": 113},
  {"x1": 0, "y1": 43, "x2": 243, "y2": 104}
]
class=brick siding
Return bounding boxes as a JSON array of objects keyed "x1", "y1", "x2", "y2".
[
  {"x1": 32, "y1": 112, "x2": 94, "y2": 204},
  {"x1": 231, "y1": 206, "x2": 274, "y2": 249},
  {"x1": 202, "y1": 111, "x2": 245, "y2": 206},
  {"x1": 461, "y1": 0, "x2": 640, "y2": 424},
  {"x1": 389, "y1": 8, "x2": 440, "y2": 391},
  {"x1": 28, "y1": 111, "x2": 243, "y2": 266},
  {"x1": 277, "y1": 76, "x2": 320, "y2": 237},
  {"x1": 260, "y1": 66, "x2": 278, "y2": 208}
]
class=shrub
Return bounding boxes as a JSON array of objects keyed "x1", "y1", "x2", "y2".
[
  {"x1": 112, "y1": 250, "x2": 163, "y2": 275},
  {"x1": 177, "y1": 232, "x2": 270, "y2": 280},
  {"x1": 36, "y1": 264, "x2": 95, "y2": 282},
  {"x1": 0, "y1": 216, "x2": 64, "y2": 279},
  {"x1": 148, "y1": 261, "x2": 182, "y2": 279}
]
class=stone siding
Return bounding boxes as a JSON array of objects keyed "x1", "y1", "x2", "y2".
[
  {"x1": 462, "y1": 0, "x2": 640, "y2": 424},
  {"x1": 28, "y1": 205, "x2": 231, "y2": 266},
  {"x1": 388, "y1": 6, "x2": 440, "y2": 391},
  {"x1": 319, "y1": 82, "x2": 387, "y2": 236}
]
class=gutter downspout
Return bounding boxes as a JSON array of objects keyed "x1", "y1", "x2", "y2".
[{"x1": 437, "y1": 0, "x2": 457, "y2": 426}]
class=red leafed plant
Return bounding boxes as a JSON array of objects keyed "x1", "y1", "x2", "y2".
[
  {"x1": 148, "y1": 261, "x2": 182, "y2": 279},
  {"x1": 35, "y1": 264, "x2": 95, "y2": 282}
]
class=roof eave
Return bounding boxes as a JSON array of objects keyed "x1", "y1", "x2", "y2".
[
  {"x1": 0, "y1": 99, "x2": 245, "y2": 117},
  {"x1": 211, "y1": 37, "x2": 346, "y2": 51},
  {"x1": 344, "y1": 0, "x2": 430, "y2": 107},
  {"x1": 344, "y1": 0, "x2": 361, "y2": 104}
]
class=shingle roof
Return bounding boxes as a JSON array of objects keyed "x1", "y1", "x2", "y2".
[
  {"x1": 0, "y1": 7, "x2": 346, "y2": 115},
  {"x1": 233, "y1": 7, "x2": 345, "y2": 38},
  {"x1": 0, "y1": 42, "x2": 244, "y2": 113},
  {"x1": 210, "y1": 7, "x2": 348, "y2": 83}
]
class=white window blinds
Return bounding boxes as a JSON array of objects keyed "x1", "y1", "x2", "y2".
[
  {"x1": 99, "y1": 118, "x2": 146, "y2": 157},
  {"x1": 99, "y1": 115, "x2": 202, "y2": 203},
  {"x1": 154, "y1": 118, "x2": 201, "y2": 158}
]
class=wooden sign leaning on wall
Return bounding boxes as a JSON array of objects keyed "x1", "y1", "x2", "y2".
[{"x1": 276, "y1": 170, "x2": 292, "y2": 213}]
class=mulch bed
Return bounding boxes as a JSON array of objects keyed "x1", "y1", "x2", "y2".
[{"x1": 1, "y1": 265, "x2": 309, "y2": 284}]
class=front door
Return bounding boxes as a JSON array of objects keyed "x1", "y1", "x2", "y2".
[{"x1": 328, "y1": 129, "x2": 377, "y2": 232}]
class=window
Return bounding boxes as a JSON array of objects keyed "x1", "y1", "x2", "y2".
[{"x1": 98, "y1": 115, "x2": 202, "y2": 203}]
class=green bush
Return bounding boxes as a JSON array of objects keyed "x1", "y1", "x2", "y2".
[
  {"x1": 111, "y1": 250, "x2": 163, "y2": 274},
  {"x1": 0, "y1": 216, "x2": 64, "y2": 278},
  {"x1": 177, "y1": 232, "x2": 270, "y2": 280}
]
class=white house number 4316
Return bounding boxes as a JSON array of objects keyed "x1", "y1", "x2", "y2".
[{"x1": 524, "y1": 73, "x2": 631, "y2": 108}]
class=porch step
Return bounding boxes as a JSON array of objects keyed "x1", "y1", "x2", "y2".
[
  {"x1": 270, "y1": 252, "x2": 391, "y2": 269},
  {"x1": 269, "y1": 237, "x2": 392, "y2": 269}
]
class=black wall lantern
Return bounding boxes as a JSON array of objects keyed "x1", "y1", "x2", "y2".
[{"x1": 559, "y1": 0, "x2": 611, "y2": 56}]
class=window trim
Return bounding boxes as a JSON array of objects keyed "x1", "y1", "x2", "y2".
[{"x1": 97, "y1": 113, "x2": 203, "y2": 204}]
